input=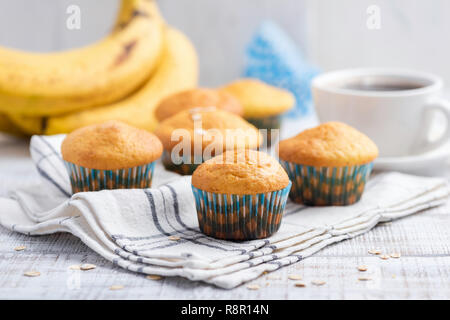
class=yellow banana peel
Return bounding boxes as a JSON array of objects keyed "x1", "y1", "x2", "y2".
[
  {"x1": 0, "y1": 0, "x2": 164, "y2": 116},
  {"x1": 44, "y1": 27, "x2": 199, "y2": 134},
  {"x1": 0, "y1": 113, "x2": 25, "y2": 137}
]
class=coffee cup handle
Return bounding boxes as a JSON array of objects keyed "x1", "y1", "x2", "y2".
[{"x1": 415, "y1": 98, "x2": 450, "y2": 154}]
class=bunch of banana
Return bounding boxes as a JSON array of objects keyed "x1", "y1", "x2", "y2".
[{"x1": 1, "y1": 0, "x2": 199, "y2": 136}]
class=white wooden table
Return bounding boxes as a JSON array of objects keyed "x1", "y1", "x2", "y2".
[{"x1": 0, "y1": 134, "x2": 449, "y2": 300}]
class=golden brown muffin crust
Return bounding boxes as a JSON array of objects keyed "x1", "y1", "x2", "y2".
[
  {"x1": 221, "y1": 78, "x2": 295, "y2": 118},
  {"x1": 192, "y1": 149, "x2": 290, "y2": 195},
  {"x1": 278, "y1": 122, "x2": 379, "y2": 167},
  {"x1": 154, "y1": 88, "x2": 243, "y2": 122},
  {"x1": 61, "y1": 120, "x2": 163, "y2": 170},
  {"x1": 154, "y1": 108, "x2": 262, "y2": 153}
]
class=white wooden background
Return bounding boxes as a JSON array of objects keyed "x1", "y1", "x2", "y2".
[
  {"x1": 0, "y1": 133, "x2": 449, "y2": 300},
  {"x1": 0, "y1": 0, "x2": 449, "y2": 85}
]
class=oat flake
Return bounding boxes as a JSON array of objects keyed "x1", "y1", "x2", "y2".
[
  {"x1": 110, "y1": 285, "x2": 124, "y2": 290},
  {"x1": 80, "y1": 263, "x2": 97, "y2": 270},
  {"x1": 294, "y1": 282, "x2": 306, "y2": 287},
  {"x1": 247, "y1": 284, "x2": 260, "y2": 290},
  {"x1": 311, "y1": 280, "x2": 326, "y2": 286}
]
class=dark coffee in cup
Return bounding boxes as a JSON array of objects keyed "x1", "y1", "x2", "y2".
[
  {"x1": 343, "y1": 82, "x2": 424, "y2": 92},
  {"x1": 334, "y1": 75, "x2": 429, "y2": 92}
]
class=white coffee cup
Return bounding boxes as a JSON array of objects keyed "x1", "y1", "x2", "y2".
[{"x1": 312, "y1": 68, "x2": 450, "y2": 157}]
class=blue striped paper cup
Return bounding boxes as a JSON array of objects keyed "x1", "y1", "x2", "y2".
[
  {"x1": 191, "y1": 181, "x2": 291, "y2": 240},
  {"x1": 280, "y1": 161, "x2": 374, "y2": 206},
  {"x1": 64, "y1": 161, "x2": 156, "y2": 194}
]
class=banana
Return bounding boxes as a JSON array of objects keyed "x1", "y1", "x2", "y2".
[
  {"x1": 8, "y1": 112, "x2": 45, "y2": 135},
  {"x1": 8, "y1": 27, "x2": 198, "y2": 135},
  {"x1": 43, "y1": 26, "x2": 199, "y2": 134},
  {"x1": 0, "y1": 0, "x2": 164, "y2": 116},
  {"x1": 0, "y1": 113, "x2": 24, "y2": 137}
]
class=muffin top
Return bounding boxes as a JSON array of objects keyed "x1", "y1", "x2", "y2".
[
  {"x1": 278, "y1": 122, "x2": 379, "y2": 167},
  {"x1": 154, "y1": 108, "x2": 262, "y2": 153},
  {"x1": 192, "y1": 149, "x2": 290, "y2": 195},
  {"x1": 61, "y1": 120, "x2": 163, "y2": 170},
  {"x1": 221, "y1": 78, "x2": 295, "y2": 118},
  {"x1": 154, "y1": 88, "x2": 243, "y2": 122}
]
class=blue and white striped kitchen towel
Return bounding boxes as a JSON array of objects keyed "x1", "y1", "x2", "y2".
[{"x1": 0, "y1": 135, "x2": 449, "y2": 289}]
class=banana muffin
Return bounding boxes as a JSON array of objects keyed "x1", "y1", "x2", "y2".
[
  {"x1": 154, "y1": 88, "x2": 243, "y2": 122},
  {"x1": 221, "y1": 78, "x2": 295, "y2": 145},
  {"x1": 155, "y1": 108, "x2": 262, "y2": 175},
  {"x1": 62, "y1": 120, "x2": 162, "y2": 193},
  {"x1": 278, "y1": 122, "x2": 378, "y2": 206},
  {"x1": 192, "y1": 149, "x2": 291, "y2": 240}
]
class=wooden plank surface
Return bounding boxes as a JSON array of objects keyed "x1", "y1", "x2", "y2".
[{"x1": 0, "y1": 135, "x2": 449, "y2": 300}]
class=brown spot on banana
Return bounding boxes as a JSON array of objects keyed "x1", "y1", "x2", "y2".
[
  {"x1": 115, "y1": 9, "x2": 150, "y2": 30},
  {"x1": 132, "y1": 9, "x2": 150, "y2": 19},
  {"x1": 41, "y1": 117, "x2": 48, "y2": 133},
  {"x1": 113, "y1": 40, "x2": 138, "y2": 68}
]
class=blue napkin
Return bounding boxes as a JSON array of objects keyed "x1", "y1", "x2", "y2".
[{"x1": 244, "y1": 21, "x2": 320, "y2": 116}]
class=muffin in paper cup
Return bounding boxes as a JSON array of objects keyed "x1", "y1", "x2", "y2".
[
  {"x1": 192, "y1": 182, "x2": 291, "y2": 240},
  {"x1": 280, "y1": 161, "x2": 373, "y2": 206},
  {"x1": 64, "y1": 161, "x2": 156, "y2": 193},
  {"x1": 61, "y1": 120, "x2": 162, "y2": 194},
  {"x1": 221, "y1": 79, "x2": 295, "y2": 146},
  {"x1": 191, "y1": 149, "x2": 291, "y2": 240},
  {"x1": 278, "y1": 122, "x2": 379, "y2": 206},
  {"x1": 154, "y1": 88, "x2": 243, "y2": 122},
  {"x1": 155, "y1": 108, "x2": 262, "y2": 176}
]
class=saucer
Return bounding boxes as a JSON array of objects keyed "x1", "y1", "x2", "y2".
[{"x1": 374, "y1": 141, "x2": 450, "y2": 176}]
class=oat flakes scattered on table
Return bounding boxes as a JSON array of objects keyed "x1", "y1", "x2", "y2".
[
  {"x1": 246, "y1": 284, "x2": 260, "y2": 290},
  {"x1": 14, "y1": 245, "x2": 26, "y2": 251},
  {"x1": 357, "y1": 265, "x2": 368, "y2": 272},
  {"x1": 109, "y1": 285, "x2": 124, "y2": 291},
  {"x1": 311, "y1": 280, "x2": 326, "y2": 286},
  {"x1": 358, "y1": 276, "x2": 372, "y2": 281},
  {"x1": 146, "y1": 275, "x2": 163, "y2": 280},
  {"x1": 288, "y1": 274, "x2": 302, "y2": 280},
  {"x1": 68, "y1": 265, "x2": 81, "y2": 270},
  {"x1": 24, "y1": 271, "x2": 40, "y2": 277},
  {"x1": 80, "y1": 263, "x2": 97, "y2": 270}
]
